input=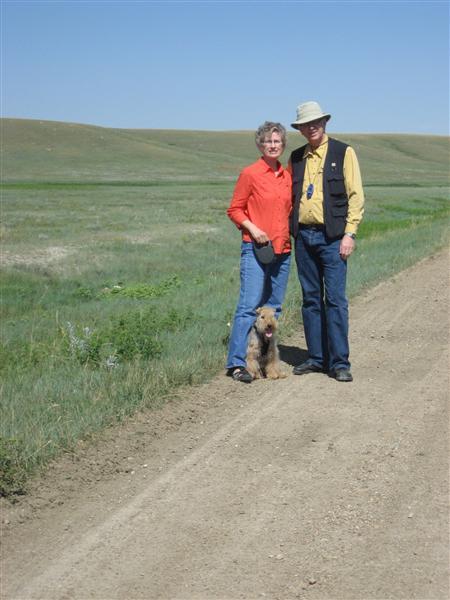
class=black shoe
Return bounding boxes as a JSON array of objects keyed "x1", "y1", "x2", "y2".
[
  {"x1": 292, "y1": 361, "x2": 324, "y2": 376},
  {"x1": 227, "y1": 367, "x2": 253, "y2": 383},
  {"x1": 334, "y1": 368, "x2": 353, "y2": 382}
]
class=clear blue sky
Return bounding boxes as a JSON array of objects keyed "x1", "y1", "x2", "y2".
[{"x1": 2, "y1": 0, "x2": 449, "y2": 134}]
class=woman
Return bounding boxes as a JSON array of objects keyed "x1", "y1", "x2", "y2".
[{"x1": 226, "y1": 121, "x2": 292, "y2": 383}]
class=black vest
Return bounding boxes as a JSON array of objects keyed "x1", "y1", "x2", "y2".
[{"x1": 290, "y1": 137, "x2": 349, "y2": 240}]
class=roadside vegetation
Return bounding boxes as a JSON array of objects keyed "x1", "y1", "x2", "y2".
[{"x1": 1, "y1": 119, "x2": 449, "y2": 495}]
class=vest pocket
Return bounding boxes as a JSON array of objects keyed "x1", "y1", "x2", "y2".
[
  {"x1": 331, "y1": 201, "x2": 348, "y2": 217},
  {"x1": 328, "y1": 176, "x2": 346, "y2": 196}
]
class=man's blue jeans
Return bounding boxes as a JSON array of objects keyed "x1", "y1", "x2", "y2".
[
  {"x1": 294, "y1": 228, "x2": 350, "y2": 372},
  {"x1": 226, "y1": 242, "x2": 291, "y2": 370}
]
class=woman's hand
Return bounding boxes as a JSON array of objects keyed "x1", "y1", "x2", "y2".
[
  {"x1": 252, "y1": 227, "x2": 270, "y2": 244},
  {"x1": 242, "y1": 220, "x2": 270, "y2": 244}
]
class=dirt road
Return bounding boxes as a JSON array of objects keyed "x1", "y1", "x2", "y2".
[{"x1": 2, "y1": 250, "x2": 449, "y2": 600}]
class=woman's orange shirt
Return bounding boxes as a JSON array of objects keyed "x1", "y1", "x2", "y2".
[{"x1": 227, "y1": 157, "x2": 292, "y2": 254}]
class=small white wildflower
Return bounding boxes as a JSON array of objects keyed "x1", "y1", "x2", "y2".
[
  {"x1": 66, "y1": 321, "x2": 94, "y2": 358},
  {"x1": 105, "y1": 354, "x2": 119, "y2": 369}
]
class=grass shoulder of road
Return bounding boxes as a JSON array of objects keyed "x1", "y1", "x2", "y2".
[{"x1": 1, "y1": 220, "x2": 448, "y2": 496}]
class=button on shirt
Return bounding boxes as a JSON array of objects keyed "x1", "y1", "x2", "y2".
[
  {"x1": 227, "y1": 158, "x2": 292, "y2": 254},
  {"x1": 297, "y1": 135, "x2": 364, "y2": 235}
]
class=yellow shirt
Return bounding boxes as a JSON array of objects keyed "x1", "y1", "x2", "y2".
[{"x1": 298, "y1": 135, "x2": 364, "y2": 235}]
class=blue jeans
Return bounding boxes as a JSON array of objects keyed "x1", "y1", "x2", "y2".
[
  {"x1": 226, "y1": 242, "x2": 291, "y2": 370},
  {"x1": 294, "y1": 228, "x2": 350, "y2": 372}
]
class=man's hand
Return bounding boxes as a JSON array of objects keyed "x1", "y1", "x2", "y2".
[{"x1": 340, "y1": 235, "x2": 355, "y2": 260}]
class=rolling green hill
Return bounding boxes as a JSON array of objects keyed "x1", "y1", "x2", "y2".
[{"x1": 1, "y1": 118, "x2": 449, "y2": 185}]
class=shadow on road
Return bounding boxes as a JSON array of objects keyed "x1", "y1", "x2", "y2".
[{"x1": 278, "y1": 344, "x2": 308, "y2": 366}]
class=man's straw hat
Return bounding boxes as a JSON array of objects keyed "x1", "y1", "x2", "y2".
[{"x1": 291, "y1": 101, "x2": 331, "y2": 130}]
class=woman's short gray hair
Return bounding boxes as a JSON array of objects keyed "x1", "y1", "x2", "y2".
[{"x1": 255, "y1": 121, "x2": 287, "y2": 148}]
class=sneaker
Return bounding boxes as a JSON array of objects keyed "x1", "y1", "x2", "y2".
[{"x1": 227, "y1": 367, "x2": 253, "y2": 383}]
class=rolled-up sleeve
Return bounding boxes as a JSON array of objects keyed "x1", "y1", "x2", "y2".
[
  {"x1": 344, "y1": 146, "x2": 365, "y2": 234},
  {"x1": 227, "y1": 170, "x2": 252, "y2": 229}
]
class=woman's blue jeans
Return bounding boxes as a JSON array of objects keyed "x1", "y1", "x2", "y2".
[
  {"x1": 294, "y1": 228, "x2": 350, "y2": 372},
  {"x1": 226, "y1": 242, "x2": 291, "y2": 370}
]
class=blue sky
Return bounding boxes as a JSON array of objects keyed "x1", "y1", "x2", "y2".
[{"x1": 2, "y1": 0, "x2": 449, "y2": 134}]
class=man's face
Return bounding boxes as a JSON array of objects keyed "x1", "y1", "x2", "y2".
[{"x1": 299, "y1": 118, "x2": 326, "y2": 147}]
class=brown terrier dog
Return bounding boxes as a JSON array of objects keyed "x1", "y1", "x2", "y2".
[{"x1": 246, "y1": 306, "x2": 286, "y2": 380}]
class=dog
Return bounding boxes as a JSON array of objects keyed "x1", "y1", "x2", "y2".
[{"x1": 246, "y1": 306, "x2": 286, "y2": 380}]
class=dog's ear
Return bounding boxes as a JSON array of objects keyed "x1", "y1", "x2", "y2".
[{"x1": 256, "y1": 307, "x2": 262, "y2": 314}]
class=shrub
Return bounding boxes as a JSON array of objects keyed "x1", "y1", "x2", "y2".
[
  {"x1": 62, "y1": 307, "x2": 193, "y2": 367},
  {"x1": 105, "y1": 313, "x2": 163, "y2": 361},
  {"x1": 104, "y1": 275, "x2": 180, "y2": 299}
]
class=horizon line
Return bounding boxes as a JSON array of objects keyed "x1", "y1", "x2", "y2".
[{"x1": 2, "y1": 116, "x2": 449, "y2": 138}]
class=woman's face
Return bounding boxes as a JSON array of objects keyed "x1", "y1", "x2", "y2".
[{"x1": 260, "y1": 131, "x2": 284, "y2": 161}]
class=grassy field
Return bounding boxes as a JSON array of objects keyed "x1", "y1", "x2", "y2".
[{"x1": 1, "y1": 118, "x2": 449, "y2": 495}]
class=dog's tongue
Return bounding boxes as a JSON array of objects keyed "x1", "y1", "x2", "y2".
[{"x1": 265, "y1": 331, "x2": 273, "y2": 338}]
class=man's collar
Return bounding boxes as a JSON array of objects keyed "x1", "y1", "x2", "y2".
[{"x1": 303, "y1": 134, "x2": 329, "y2": 158}]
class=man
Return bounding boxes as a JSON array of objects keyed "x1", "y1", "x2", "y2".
[{"x1": 289, "y1": 101, "x2": 364, "y2": 382}]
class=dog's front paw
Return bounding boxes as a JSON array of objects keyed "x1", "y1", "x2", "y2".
[{"x1": 266, "y1": 369, "x2": 287, "y2": 379}]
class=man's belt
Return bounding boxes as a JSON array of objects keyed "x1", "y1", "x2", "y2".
[{"x1": 299, "y1": 224, "x2": 325, "y2": 231}]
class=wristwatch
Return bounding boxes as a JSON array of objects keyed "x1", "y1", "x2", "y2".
[{"x1": 344, "y1": 232, "x2": 356, "y2": 239}]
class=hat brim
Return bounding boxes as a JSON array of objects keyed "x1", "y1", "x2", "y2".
[{"x1": 290, "y1": 113, "x2": 331, "y2": 130}]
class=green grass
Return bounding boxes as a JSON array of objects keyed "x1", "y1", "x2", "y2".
[{"x1": 0, "y1": 118, "x2": 449, "y2": 495}]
